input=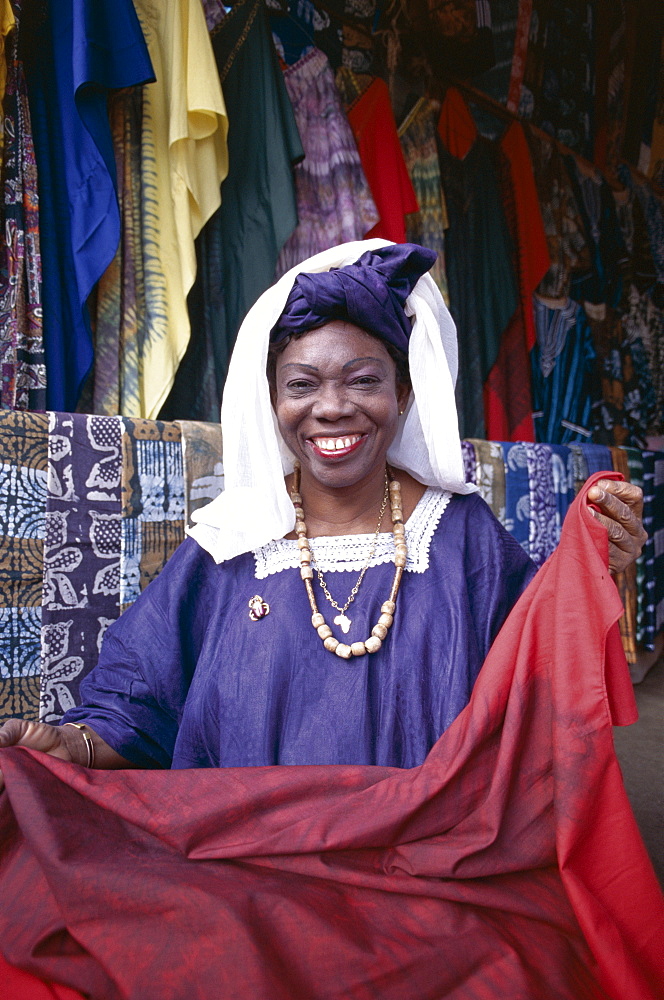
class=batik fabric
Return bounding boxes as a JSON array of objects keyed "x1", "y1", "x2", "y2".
[
  {"x1": 120, "y1": 419, "x2": 185, "y2": 612},
  {"x1": 397, "y1": 97, "x2": 449, "y2": 303},
  {"x1": 0, "y1": 0, "x2": 45, "y2": 411},
  {"x1": 40, "y1": 414, "x2": 122, "y2": 722},
  {"x1": 0, "y1": 411, "x2": 47, "y2": 721},
  {"x1": 275, "y1": 49, "x2": 378, "y2": 278},
  {"x1": 179, "y1": 420, "x2": 224, "y2": 527}
]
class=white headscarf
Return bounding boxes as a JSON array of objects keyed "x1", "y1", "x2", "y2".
[{"x1": 188, "y1": 239, "x2": 477, "y2": 563}]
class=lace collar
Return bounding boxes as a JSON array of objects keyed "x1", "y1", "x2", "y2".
[{"x1": 253, "y1": 487, "x2": 452, "y2": 579}]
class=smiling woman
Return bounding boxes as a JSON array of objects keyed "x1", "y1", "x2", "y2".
[
  {"x1": 0, "y1": 239, "x2": 654, "y2": 1000},
  {"x1": 0, "y1": 239, "x2": 646, "y2": 772}
]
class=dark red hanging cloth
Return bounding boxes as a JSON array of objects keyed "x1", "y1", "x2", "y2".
[{"x1": 1, "y1": 473, "x2": 662, "y2": 1000}]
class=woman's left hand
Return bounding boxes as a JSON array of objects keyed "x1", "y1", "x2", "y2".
[{"x1": 586, "y1": 479, "x2": 648, "y2": 574}]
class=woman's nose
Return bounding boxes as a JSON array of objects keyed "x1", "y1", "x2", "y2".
[{"x1": 310, "y1": 383, "x2": 354, "y2": 421}]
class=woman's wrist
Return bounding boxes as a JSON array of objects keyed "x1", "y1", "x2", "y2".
[{"x1": 60, "y1": 722, "x2": 97, "y2": 768}]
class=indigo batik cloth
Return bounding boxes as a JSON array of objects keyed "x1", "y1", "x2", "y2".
[
  {"x1": 0, "y1": 411, "x2": 47, "y2": 721},
  {"x1": 120, "y1": 419, "x2": 185, "y2": 612},
  {"x1": 501, "y1": 441, "x2": 531, "y2": 556},
  {"x1": 0, "y1": 0, "x2": 45, "y2": 411},
  {"x1": 39, "y1": 414, "x2": 123, "y2": 723},
  {"x1": 179, "y1": 420, "x2": 224, "y2": 528},
  {"x1": 526, "y1": 443, "x2": 570, "y2": 568},
  {"x1": 275, "y1": 48, "x2": 378, "y2": 278},
  {"x1": 653, "y1": 452, "x2": 664, "y2": 631}
]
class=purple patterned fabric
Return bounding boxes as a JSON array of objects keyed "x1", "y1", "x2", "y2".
[
  {"x1": 461, "y1": 439, "x2": 476, "y2": 484},
  {"x1": 274, "y1": 48, "x2": 378, "y2": 278},
  {"x1": 271, "y1": 244, "x2": 436, "y2": 351},
  {"x1": 526, "y1": 443, "x2": 559, "y2": 568},
  {"x1": 40, "y1": 414, "x2": 123, "y2": 722}
]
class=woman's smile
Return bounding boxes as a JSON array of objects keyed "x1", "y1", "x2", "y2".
[{"x1": 308, "y1": 433, "x2": 366, "y2": 458}]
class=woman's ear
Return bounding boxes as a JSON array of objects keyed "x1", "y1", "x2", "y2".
[{"x1": 397, "y1": 382, "x2": 411, "y2": 415}]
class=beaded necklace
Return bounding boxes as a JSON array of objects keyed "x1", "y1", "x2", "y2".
[{"x1": 289, "y1": 462, "x2": 407, "y2": 659}]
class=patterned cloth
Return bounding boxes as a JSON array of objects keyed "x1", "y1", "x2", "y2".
[
  {"x1": 397, "y1": 97, "x2": 449, "y2": 304},
  {"x1": 466, "y1": 438, "x2": 506, "y2": 524},
  {"x1": 0, "y1": 411, "x2": 47, "y2": 721},
  {"x1": 179, "y1": 420, "x2": 224, "y2": 527},
  {"x1": 639, "y1": 451, "x2": 657, "y2": 648},
  {"x1": 501, "y1": 441, "x2": 531, "y2": 555},
  {"x1": 88, "y1": 87, "x2": 146, "y2": 417},
  {"x1": 0, "y1": 1, "x2": 45, "y2": 411},
  {"x1": 519, "y1": 0, "x2": 596, "y2": 158},
  {"x1": 120, "y1": 419, "x2": 185, "y2": 612},
  {"x1": 525, "y1": 129, "x2": 591, "y2": 299},
  {"x1": 525, "y1": 442, "x2": 573, "y2": 569},
  {"x1": 39, "y1": 414, "x2": 123, "y2": 723},
  {"x1": 531, "y1": 297, "x2": 596, "y2": 444},
  {"x1": 275, "y1": 48, "x2": 378, "y2": 277}
]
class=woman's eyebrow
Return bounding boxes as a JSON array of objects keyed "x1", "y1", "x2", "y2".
[
  {"x1": 342, "y1": 356, "x2": 386, "y2": 369},
  {"x1": 280, "y1": 362, "x2": 319, "y2": 371}
]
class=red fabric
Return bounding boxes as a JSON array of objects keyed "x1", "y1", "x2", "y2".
[
  {"x1": 1, "y1": 473, "x2": 662, "y2": 1000},
  {"x1": 485, "y1": 121, "x2": 551, "y2": 441},
  {"x1": 346, "y1": 78, "x2": 418, "y2": 242},
  {"x1": 437, "y1": 85, "x2": 477, "y2": 160}
]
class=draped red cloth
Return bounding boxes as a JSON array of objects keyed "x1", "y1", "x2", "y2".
[
  {"x1": 346, "y1": 77, "x2": 418, "y2": 243},
  {"x1": 1, "y1": 473, "x2": 663, "y2": 1000}
]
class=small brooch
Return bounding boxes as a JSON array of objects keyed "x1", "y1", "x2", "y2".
[{"x1": 248, "y1": 595, "x2": 270, "y2": 620}]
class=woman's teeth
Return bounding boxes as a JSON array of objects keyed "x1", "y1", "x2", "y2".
[{"x1": 314, "y1": 435, "x2": 361, "y2": 451}]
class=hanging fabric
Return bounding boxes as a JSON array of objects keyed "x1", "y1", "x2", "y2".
[
  {"x1": 397, "y1": 96, "x2": 450, "y2": 304},
  {"x1": 525, "y1": 128, "x2": 591, "y2": 299},
  {"x1": 275, "y1": 49, "x2": 378, "y2": 278},
  {"x1": 160, "y1": 0, "x2": 304, "y2": 423},
  {"x1": 22, "y1": 0, "x2": 154, "y2": 413},
  {"x1": 336, "y1": 67, "x2": 418, "y2": 243},
  {"x1": 531, "y1": 296, "x2": 596, "y2": 445},
  {"x1": 129, "y1": 0, "x2": 228, "y2": 420},
  {"x1": 437, "y1": 89, "x2": 519, "y2": 440},
  {"x1": 0, "y1": 0, "x2": 46, "y2": 411},
  {"x1": 484, "y1": 120, "x2": 550, "y2": 442}
]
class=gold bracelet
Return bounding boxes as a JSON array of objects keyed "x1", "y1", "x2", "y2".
[{"x1": 63, "y1": 722, "x2": 95, "y2": 769}]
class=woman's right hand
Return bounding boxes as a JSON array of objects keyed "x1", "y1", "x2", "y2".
[{"x1": 0, "y1": 719, "x2": 78, "y2": 792}]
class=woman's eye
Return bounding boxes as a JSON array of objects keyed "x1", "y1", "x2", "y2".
[
  {"x1": 351, "y1": 376, "x2": 380, "y2": 386},
  {"x1": 286, "y1": 379, "x2": 315, "y2": 390}
]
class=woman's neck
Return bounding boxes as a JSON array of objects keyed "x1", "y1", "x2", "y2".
[{"x1": 286, "y1": 467, "x2": 426, "y2": 538}]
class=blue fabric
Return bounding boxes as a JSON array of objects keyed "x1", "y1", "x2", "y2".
[
  {"x1": 501, "y1": 442, "x2": 531, "y2": 556},
  {"x1": 531, "y1": 301, "x2": 596, "y2": 445},
  {"x1": 577, "y1": 443, "x2": 614, "y2": 477},
  {"x1": 24, "y1": 0, "x2": 153, "y2": 410},
  {"x1": 271, "y1": 244, "x2": 437, "y2": 352},
  {"x1": 62, "y1": 493, "x2": 536, "y2": 769}
]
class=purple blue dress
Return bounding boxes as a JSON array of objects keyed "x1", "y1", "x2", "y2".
[{"x1": 62, "y1": 490, "x2": 536, "y2": 769}]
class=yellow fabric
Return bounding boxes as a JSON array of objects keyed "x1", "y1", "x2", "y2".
[
  {"x1": 0, "y1": 0, "x2": 16, "y2": 157},
  {"x1": 134, "y1": 0, "x2": 228, "y2": 418}
]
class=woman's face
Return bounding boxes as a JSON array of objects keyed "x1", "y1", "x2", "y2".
[{"x1": 274, "y1": 322, "x2": 409, "y2": 490}]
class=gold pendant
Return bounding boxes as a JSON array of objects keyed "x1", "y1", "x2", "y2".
[
  {"x1": 248, "y1": 595, "x2": 270, "y2": 620},
  {"x1": 334, "y1": 613, "x2": 352, "y2": 634}
]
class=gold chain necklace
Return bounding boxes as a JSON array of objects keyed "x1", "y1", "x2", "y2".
[
  {"x1": 308, "y1": 472, "x2": 389, "y2": 633},
  {"x1": 289, "y1": 462, "x2": 407, "y2": 659}
]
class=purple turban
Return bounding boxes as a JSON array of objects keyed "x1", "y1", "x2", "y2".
[{"x1": 270, "y1": 243, "x2": 437, "y2": 352}]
